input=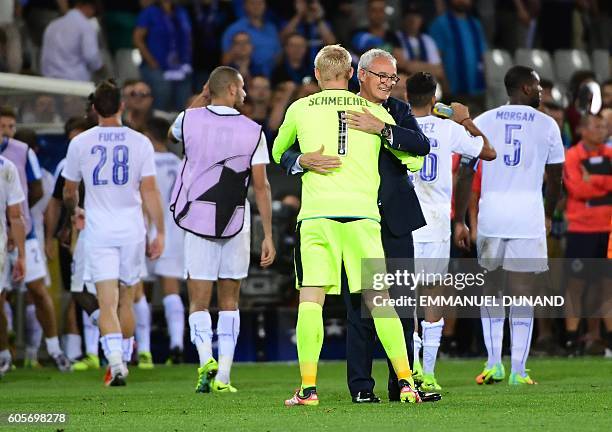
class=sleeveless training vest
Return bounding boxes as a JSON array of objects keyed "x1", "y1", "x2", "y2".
[
  {"x1": 0, "y1": 137, "x2": 33, "y2": 234},
  {"x1": 170, "y1": 107, "x2": 262, "y2": 239}
]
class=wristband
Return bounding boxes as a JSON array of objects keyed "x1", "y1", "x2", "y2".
[{"x1": 459, "y1": 117, "x2": 471, "y2": 125}]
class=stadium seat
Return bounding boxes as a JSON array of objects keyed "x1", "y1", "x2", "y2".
[
  {"x1": 553, "y1": 50, "x2": 592, "y2": 86},
  {"x1": 484, "y1": 49, "x2": 513, "y2": 108},
  {"x1": 114, "y1": 49, "x2": 141, "y2": 83},
  {"x1": 514, "y1": 49, "x2": 555, "y2": 81},
  {"x1": 591, "y1": 50, "x2": 610, "y2": 83}
]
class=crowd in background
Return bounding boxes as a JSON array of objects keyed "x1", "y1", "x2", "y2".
[
  {"x1": 0, "y1": 0, "x2": 610, "y2": 113},
  {"x1": 0, "y1": 0, "x2": 610, "y2": 362}
]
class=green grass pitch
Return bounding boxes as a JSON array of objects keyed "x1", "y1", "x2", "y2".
[{"x1": 1, "y1": 358, "x2": 611, "y2": 431}]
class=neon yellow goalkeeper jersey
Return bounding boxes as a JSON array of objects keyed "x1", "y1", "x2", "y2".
[{"x1": 272, "y1": 89, "x2": 399, "y2": 222}]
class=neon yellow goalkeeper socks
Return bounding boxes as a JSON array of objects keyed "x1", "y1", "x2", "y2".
[
  {"x1": 372, "y1": 309, "x2": 412, "y2": 381},
  {"x1": 296, "y1": 302, "x2": 323, "y2": 388}
]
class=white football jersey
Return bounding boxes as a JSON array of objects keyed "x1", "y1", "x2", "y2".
[
  {"x1": 474, "y1": 105, "x2": 565, "y2": 238},
  {"x1": 412, "y1": 115, "x2": 483, "y2": 242},
  {"x1": 0, "y1": 156, "x2": 25, "y2": 252},
  {"x1": 62, "y1": 126, "x2": 156, "y2": 247},
  {"x1": 152, "y1": 151, "x2": 183, "y2": 258}
]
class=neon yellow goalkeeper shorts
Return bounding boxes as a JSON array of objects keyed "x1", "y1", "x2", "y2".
[{"x1": 294, "y1": 217, "x2": 386, "y2": 295}]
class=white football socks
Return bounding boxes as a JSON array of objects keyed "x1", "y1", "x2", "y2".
[
  {"x1": 216, "y1": 310, "x2": 240, "y2": 384},
  {"x1": 3, "y1": 302, "x2": 13, "y2": 332},
  {"x1": 25, "y1": 304, "x2": 42, "y2": 359},
  {"x1": 413, "y1": 331, "x2": 422, "y2": 368},
  {"x1": 422, "y1": 318, "x2": 444, "y2": 375},
  {"x1": 62, "y1": 333, "x2": 82, "y2": 361},
  {"x1": 510, "y1": 305, "x2": 534, "y2": 376},
  {"x1": 122, "y1": 337, "x2": 134, "y2": 363},
  {"x1": 134, "y1": 297, "x2": 151, "y2": 354},
  {"x1": 83, "y1": 311, "x2": 100, "y2": 356},
  {"x1": 101, "y1": 333, "x2": 123, "y2": 374},
  {"x1": 481, "y1": 300, "x2": 505, "y2": 369},
  {"x1": 163, "y1": 294, "x2": 185, "y2": 350},
  {"x1": 189, "y1": 311, "x2": 213, "y2": 367},
  {"x1": 44, "y1": 336, "x2": 62, "y2": 358}
]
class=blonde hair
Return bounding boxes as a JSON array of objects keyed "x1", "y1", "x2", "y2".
[{"x1": 314, "y1": 45, "x2": 352, "y2": 81}]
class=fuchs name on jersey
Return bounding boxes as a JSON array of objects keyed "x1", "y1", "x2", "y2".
[
  {"x1": 98, "y1": 131, "x2": 126, "y2": 142},
  {"x1": 495, "y1": 111, "x2": 536, "y2": 122}
]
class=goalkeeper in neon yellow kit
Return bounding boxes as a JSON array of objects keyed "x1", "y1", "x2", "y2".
[{"x1": 272, "y1": 45, "x2": 421, "y2": 406}]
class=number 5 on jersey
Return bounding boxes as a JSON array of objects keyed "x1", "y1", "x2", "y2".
[{"x1": 504, "y1": 124, "x2": 522, "y2": 167}]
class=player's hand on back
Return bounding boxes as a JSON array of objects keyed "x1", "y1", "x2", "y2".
[
  {"x1": 147, "y1": 233, "x2": 165, "y2": 260},
  {"x1": 260, "y1": 236, "x2": 276, "y2": 268},
  {"x1": 450, "y1": 103, "x2": 470, "y2": 124},
  {"x1": 346, "y1": 108, "x2": 385, "y2": 135},
  {"x1": 300, "y1": 145, "x2": 342, "y2": 174}
]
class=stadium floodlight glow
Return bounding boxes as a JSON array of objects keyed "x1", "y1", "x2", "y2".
[
  {"x1": 571, "y1": 50, "x2": 584, "y2": 67},
  {"x1": 492, "y1": 50, "x2": 504, "y2": 66},
  {"x1": 586, "y1": 81, "x2": 602, "y2": 114},
  {"x1": 533, "y1": 54, "x2": 543, "y2": 68}
]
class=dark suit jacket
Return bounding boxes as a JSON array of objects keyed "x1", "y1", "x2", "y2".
[{"x1": 279, "y1": 96, "x2": 429, "y2": 239}]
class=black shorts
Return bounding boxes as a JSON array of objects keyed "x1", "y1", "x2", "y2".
[{"x1": 564, "y1": 232, "x2": 611, "y2": 280}]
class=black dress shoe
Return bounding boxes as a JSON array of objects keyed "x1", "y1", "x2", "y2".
[{"x1": 352, "y1": 391, "x2": 381, "y2": 403}]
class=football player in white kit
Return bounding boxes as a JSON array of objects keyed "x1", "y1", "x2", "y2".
[
  {"x1": 62, "y1": 80, "x2": 165, "y2": 386},
  {"x1": 0, "y1": 156, "x2": 26, "y2": 377},
  {"x1": 473, "y1": 66, "x2": 564, "y2": 385},
  {"x1": 46, "y1": 117, "x2": 102, "y2": 372},
  {"x1": 132, "y1": 117, "x2": 186, "y2": 369},
  {"x1": 0, "y1": 106, "x2": 70, "y2": 371},
  {"x1": 407, "y1": 72, "x2": 496, "y2": 391},
  {"x1": 20, "y1": 130, "x2": 79, "y2": 366}
]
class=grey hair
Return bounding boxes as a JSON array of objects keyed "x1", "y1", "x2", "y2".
[{"x1": 357, "y1": 49, "x2": 396, "y2": 71}]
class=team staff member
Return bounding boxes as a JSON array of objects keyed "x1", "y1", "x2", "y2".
[{"x1": 562, "y1": 114, "x2": 612, "y2": 355}]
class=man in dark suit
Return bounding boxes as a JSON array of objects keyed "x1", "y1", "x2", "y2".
[{"x1": 279, "y1": 49, "x2": 430, "y2": 402}]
